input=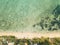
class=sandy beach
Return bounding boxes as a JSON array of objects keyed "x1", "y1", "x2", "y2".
[{"x1": 0, "y1": 31, "x2": 60, "y2": 39}]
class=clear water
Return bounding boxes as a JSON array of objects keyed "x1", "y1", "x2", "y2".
[{"x1": 0, "y1": 0, "x2": 60, "y2": 32}]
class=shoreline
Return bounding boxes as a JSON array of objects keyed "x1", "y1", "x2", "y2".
[{"x1": 0, "y1": 31, "x2": 60, "y2": 39}]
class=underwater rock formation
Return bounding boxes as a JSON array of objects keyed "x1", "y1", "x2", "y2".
[{"x1": 52, "y1": 5, "x2": 60, "y2": 18}]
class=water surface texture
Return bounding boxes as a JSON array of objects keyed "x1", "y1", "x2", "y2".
[{"x1": 0, "y1": 0, "x2": 60, "y2": 32}]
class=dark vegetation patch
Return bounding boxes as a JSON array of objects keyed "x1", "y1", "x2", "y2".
[
  {"x1": 33, "y1": 5, "x2": 60, "y2": 31},
  {"x1": 0, "y1": 36, "x2": 60, "y2": 45}
]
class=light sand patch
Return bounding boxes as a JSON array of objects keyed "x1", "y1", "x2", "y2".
[{"x1": 0, "y1": 31, "x2": 60, "y2": 39}]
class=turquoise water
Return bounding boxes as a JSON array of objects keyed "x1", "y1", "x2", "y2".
[{"x1": 0, "y1": 0, "x2": 60, "y2": 32}]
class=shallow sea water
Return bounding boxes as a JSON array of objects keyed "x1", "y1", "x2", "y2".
[{"x1": 0, "y1": 0, "x2": 60, "y2": 32}]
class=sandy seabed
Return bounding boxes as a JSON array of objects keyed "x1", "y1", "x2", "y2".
[{"x1": 0, "y1": 31, "x2": 60, "y2": 39}]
